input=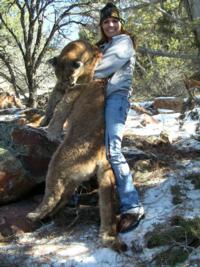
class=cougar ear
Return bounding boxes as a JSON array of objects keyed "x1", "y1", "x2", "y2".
[{"x1": 47, "y1": 57, "x2": 58, "y2": 67}]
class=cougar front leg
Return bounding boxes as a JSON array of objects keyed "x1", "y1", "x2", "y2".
[
  {"x1": 47, "y1": 88, "x2": 81, "y2": 141},
  {"x1": 40, "y1": 86, "x2": 65, "y2": 127},
  {"x1": 27, "y1": 146, "x2": 67, "y2": 221},
  {"x1": 97, "y1": 162, "x2": 127, "y2": 252}
]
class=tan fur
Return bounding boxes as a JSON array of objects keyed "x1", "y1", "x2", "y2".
[
  {"x1": 27, "y1": 41, "x2": 126, "y2": 252},
  {"x1": 40, "y1": 40, "x2": 100, "y2": 127},
  {"x1": 17, "y1": 113, "x2": 44, "y2": 127},
  {"x1": 0, "y1": 92, "x2": 24, "y2": 109}
]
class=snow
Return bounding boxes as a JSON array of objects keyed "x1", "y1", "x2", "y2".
[
  {"x1": 126, "y1": 107, "x2": 200, "y2": 141},
  {"x1": 1, "y1": 102, "x2": 200, "y2": 266}
]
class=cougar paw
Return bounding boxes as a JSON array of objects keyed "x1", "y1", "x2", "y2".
[
  {"x1": 26, "y1": 212, "x2": 41, "y2": 222},
  {"x1": 100, "y1": 233, "x2": 127, "y2": 252}
]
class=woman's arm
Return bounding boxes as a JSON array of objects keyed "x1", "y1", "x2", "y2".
[{"x1": 94, "y1": 35, "x2": 135, "y2": 79}]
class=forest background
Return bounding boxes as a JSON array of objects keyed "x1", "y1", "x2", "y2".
[{"x1": 0, "y1": 0, "x2": 200, "y2": 107}]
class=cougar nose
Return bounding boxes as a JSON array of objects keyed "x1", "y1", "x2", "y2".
[{"x1": 72, "y1": 61, "x2": 83, "y2": 69}]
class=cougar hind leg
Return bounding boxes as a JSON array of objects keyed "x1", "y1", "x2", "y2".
[
  {"x1": 97, "y1": 161, "x2": 127, "y2": 252},
  {"x1": 27, "y1": 177, "x2": 66, "y2": 221},
  {"x1": 48, "y1": 180, "x2": 80, "y2": 217}
]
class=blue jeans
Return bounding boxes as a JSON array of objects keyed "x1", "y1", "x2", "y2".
[{"x1": 105, "y1": 94, "x2": 139, "y2": 213}]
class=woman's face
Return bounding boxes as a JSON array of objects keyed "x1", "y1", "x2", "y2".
[{"x1": 101, "y1": 17, "x2": 122, "y2": 40}]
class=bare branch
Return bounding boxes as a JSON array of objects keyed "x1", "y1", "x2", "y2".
[
  {"x1": 0, "y1": 70, "x2": 24, "y2": 97},
  {"x1": 55, "y1": 2, "x2": 93, "y2": 26},
  {"x1": 135, "y1": 61, "x2": 148, "y2": 75},
  {"x1": 59, "y1": 20, "x2": 87, "y2": 28},
  {"x1": 15, "y1": 0, "x2": 28, "y2": 44},
  {"x1": 34, "y1": 2, "x2": 93, "y2": 71},
  {"x1": 156, "y1": 6, "x2": 184, "y2": 25},
  {"x1": 0, "y1": 13, "x2": 25, "y2": 58},
  {"x1": 34, "y1": 23, "x2": 58, "y2": 72},
  {"x1": 138, "y1": 47, "x2": 200, "y2": 60},
  {"x1": 0, "y1": 52, "x2": 20, "y2": 96},
  {"x1": 121, "y1": 0, "x2": 161, "y2": 12},
  {"x1": 32, "y1": 15, "x2": 44, "y2": 65},
  {"x1": 33, "y1": 0, "x2": 54, "y2": 24}
]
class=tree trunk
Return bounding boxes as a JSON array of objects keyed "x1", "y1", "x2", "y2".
[
  {"x1": 184, "y1": 0, "x2": 200, "y2": 53},
  {"x1": 27, "y1": 91, "x2": 37, "y2": 108},
  {"x1": 27, "y1": 73, "x2": 37, "y2": 108}
]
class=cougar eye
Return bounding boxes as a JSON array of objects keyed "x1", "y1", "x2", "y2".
[{"x1": 71, "y1": 61, "x2": 83, "y2": 69}]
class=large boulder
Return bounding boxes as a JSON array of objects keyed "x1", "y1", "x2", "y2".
[
  {"x1": 0, "y1": 197, "x2": 42, "y2": 238},
  {"x1": 0, "y1": 121, "x2": 59, "y2": 205},
  {"x1": 11, "y1": 125, "x2": 59, "y2": 178},
  {"x1": 0, "y1": 146, "x2": 35, "y2": 204},
  {"x1": 153, "y1": 97, "x2": 184, "y2": 112}
]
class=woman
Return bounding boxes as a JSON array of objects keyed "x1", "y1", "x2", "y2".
[{"x1": 94, "y1": 2, "x2": 144, "y2": 233}]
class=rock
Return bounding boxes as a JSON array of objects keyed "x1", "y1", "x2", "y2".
[
  {"x1": 0, "y1": 197, "x2": 42, "y2": 238},
  {"x1": 173, "y1": 138, "x2": 200, "y2": 153},
  {"x1": 122, "y1": 146, "x2": 154, "y2": 168},
  {"x1": 0, "y1": 123, "x2": 60, "y2": 204},
  {"x1": 134, "y1": 159, "x2": 153, "y2": 173},
  {"x1": 11, "y1": 125, "x2": 59, "y2": 178},
  {"x1": 0, "y1": 108, "x2": 44, "y2": 148},
  {"x1": 0, "y1": 147, "x2": 36, "y2": 204},
  {"x1": 0, "y1": 119, "x2": 20, "y2": 148},
  {"x1": 0, "y1": 108, "x2": 23, "y2": 115},
  {"x1": 153, "y1": 97, "x2": 184, "y2": 112}
]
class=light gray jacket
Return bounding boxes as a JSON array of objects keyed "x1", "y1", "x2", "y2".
[{"x1": 94, "y1": 34, "x2": 136, "y2": 97}]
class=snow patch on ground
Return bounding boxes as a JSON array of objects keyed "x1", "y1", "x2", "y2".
[{"x1": 1, "y1": 103, "x2": 200, "y2": 266}]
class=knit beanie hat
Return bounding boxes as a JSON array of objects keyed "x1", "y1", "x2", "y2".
[{"x1": 99, "y1": 2, "x2": 124, "y2": 24}]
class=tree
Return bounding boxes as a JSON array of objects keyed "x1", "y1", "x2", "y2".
[
  {"x1": 1, "y1": 0, "x2": 200, "y2": 102},
  {"x1": 183, "y1": 0, "x2": 200, "y2": 53},
  {"x1": 117, "y1": 0, "x2": 200, "y2": 97},
  {"x1": 76, "y1": 0, "x2": 200, "y2": 98},
  {"x1": 0, "y1": 0, "x2": 96, "y2": 107}
]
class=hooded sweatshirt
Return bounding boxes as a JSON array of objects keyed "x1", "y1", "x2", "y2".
[{"x1": 93, "y1": 34, "x2": 136, "y2": 97}]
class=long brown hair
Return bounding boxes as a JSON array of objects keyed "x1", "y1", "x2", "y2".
[{"x1": 96, "y1": 24, "x2": 137, "y2": 49}]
